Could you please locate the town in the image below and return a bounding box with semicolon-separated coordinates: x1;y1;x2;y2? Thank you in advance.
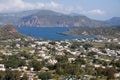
0;35;120;80
0;0;120;79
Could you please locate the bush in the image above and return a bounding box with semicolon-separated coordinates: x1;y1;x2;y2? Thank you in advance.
38;72;52;80
0;70;21;80
29;60;43;71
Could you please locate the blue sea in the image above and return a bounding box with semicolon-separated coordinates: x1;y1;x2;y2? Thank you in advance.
16;27;96;40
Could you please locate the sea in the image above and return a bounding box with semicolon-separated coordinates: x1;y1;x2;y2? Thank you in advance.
16;27;96;40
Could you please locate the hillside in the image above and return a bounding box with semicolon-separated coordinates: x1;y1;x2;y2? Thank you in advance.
61;26;120;38
0;25;24;40
0;10;40;25
18;10;108;27
106;17;120;26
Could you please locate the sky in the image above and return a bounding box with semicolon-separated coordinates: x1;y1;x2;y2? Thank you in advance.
0;0;120;20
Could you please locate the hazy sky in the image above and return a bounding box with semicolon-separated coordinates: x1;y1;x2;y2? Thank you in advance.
0;0;120;20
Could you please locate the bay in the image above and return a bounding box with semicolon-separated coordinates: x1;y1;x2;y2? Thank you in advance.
16;27;96;40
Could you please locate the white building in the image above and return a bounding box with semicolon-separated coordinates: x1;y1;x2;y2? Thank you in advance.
0;64;5;71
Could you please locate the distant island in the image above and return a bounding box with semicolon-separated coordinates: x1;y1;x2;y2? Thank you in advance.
59;26;120;39
0;10;120;27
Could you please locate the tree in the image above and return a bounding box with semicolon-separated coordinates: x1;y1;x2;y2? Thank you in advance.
111;60;120;67
55;63;64;75
38;72;52;80
45;63;55;70
64;64;80;75
0;69;21;80
87;51;97;57
5;70;20;80
105;43;120;50
53;74;60;80
106;68;117;80
55;55;68;63
55;62;80;76
83;43;93;50
75;57;86;64
29;60;43;71
4;55;26;68
95;67;104;76
20;73;28;80
20;51;32;59
115;61;120;67
70;42;81;49
0;71;5;79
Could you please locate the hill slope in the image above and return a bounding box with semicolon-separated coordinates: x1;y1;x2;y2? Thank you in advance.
18;10;108;27
106;17;120;26
0;25;24;40
0;10;40;25
61;26;120;38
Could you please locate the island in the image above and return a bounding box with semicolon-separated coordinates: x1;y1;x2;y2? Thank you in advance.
0;25;120;80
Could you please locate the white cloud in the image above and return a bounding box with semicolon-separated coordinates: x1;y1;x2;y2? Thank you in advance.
0;0;106;16
0;0;77;13
88;9;105;15
0;0;61;12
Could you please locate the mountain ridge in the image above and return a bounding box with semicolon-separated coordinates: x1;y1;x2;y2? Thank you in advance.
106;17;120;26
0;10;119;27
18;10;109;27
